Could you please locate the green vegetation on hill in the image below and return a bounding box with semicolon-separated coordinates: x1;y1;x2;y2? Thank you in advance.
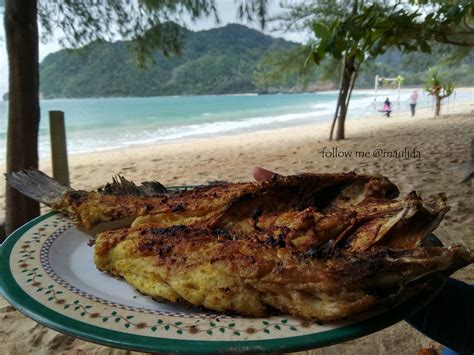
39;24;295;98
356;45;474;88
254;44;474;92
40;24;474;98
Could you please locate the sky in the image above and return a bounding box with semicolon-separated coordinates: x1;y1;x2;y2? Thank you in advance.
0;1;310;96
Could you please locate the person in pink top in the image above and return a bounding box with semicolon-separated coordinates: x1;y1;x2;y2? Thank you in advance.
409;90;418;116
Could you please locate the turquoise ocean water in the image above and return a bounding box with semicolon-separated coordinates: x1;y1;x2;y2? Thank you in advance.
0;90;468;161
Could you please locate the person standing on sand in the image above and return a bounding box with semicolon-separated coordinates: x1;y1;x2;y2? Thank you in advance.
409;90;419;117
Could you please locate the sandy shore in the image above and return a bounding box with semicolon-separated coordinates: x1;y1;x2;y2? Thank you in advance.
1;94;474;354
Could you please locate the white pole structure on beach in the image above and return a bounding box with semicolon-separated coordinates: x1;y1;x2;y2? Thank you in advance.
374;75;403;115
396;79;401;116
374;75;379;111
49;111;70;186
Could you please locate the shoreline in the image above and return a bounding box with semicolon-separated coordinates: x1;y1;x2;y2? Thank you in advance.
1;97;473;354
0;94;472;188
59;94;474;163
1;88;472;162
4;85;474;101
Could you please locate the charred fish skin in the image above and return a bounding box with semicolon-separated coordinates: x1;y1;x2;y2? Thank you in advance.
6;169;448;256
130;172;400;230
94;224;474;321
214;191;448;254
6;169;400;232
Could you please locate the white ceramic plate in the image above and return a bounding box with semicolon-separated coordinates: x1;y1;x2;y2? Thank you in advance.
0;212;445;353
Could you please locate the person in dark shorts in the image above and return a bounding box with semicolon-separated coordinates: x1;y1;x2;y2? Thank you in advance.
409;90;419;117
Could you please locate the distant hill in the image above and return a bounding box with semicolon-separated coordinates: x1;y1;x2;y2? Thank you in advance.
40;24;296;98
40;24;474;98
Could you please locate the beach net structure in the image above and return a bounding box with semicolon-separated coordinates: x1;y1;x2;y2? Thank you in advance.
373;75;404;115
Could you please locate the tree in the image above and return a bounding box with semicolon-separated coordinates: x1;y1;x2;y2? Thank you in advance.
307;0;474;140
3;0;267;236
267;0;473;140
425;69;455;116
5;0;42;235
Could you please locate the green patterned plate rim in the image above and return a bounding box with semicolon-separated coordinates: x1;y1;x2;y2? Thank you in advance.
0;211;445;353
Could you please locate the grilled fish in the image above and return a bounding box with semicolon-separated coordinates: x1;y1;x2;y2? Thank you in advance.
8;169;471;320
5;169;401;230
94;224;473;320
6;170;446;251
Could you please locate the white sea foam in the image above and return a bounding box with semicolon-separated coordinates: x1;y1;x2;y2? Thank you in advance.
1;89;470;161
30;94;409;157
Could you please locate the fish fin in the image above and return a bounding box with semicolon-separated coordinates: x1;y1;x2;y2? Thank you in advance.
5;169;72;206
97;175;167;196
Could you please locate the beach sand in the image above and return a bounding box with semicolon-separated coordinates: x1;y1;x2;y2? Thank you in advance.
1;95;473;354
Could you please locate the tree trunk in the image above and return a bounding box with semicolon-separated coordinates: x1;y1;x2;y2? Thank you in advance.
330;0;359;141
4;0;41;236
329;58;346;140
335;55;356;140
435;96;441;116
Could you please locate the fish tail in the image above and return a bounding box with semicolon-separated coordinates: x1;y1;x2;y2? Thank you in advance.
5;169;72;206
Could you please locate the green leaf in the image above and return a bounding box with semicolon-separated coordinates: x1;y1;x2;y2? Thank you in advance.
312;22;330;39
219;327;225;333
262;320;269;325
151;326;157;332
264;329;270;334
281;319;288;324
335;38;346;50
275;325;281;330
177;330;183;334
111;311;117;316
419;41;431;53
124;323;130;328
164;325;170;331
207;330;213;335
233;331;240;336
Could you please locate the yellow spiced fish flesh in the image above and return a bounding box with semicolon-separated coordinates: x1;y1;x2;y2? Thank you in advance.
94;224;473;320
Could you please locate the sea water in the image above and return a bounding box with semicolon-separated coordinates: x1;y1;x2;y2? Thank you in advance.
0;89;467;161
